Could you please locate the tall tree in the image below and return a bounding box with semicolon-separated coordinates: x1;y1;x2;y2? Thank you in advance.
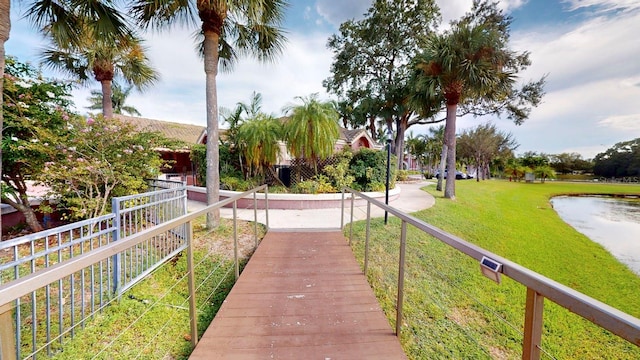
282;94;340;170
593;139;640;178
132;0;287;229
1;1;131;233
41;22;158;119
324;0;440;167
549;152;593;175
413;0;545;199
0;0;8;235
457;122;518;181
2;56;73;232
87;80;142;116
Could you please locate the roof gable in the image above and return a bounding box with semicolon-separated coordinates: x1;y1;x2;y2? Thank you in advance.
114;114;206;145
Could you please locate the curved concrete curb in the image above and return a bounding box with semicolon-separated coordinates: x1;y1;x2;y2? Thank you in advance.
187;185;401;210
188;181;436;229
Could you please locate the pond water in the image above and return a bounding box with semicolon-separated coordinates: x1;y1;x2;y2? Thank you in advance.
550;196;640;275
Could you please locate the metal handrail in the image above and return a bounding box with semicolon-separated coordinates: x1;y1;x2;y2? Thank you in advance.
0;185;269;357
341;187;640;359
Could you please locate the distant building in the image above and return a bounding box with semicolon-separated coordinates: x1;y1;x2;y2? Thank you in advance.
114;115;206;184
118;114;382;180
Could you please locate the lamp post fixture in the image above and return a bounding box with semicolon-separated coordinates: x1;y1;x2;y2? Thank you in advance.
385;130;392;225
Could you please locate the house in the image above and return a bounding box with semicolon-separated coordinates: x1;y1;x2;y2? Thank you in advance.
336;128;382;152
275;127;382;166
118;114;382;180
114;115;206;184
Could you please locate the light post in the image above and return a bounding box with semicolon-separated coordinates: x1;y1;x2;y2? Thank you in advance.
385;130;392;225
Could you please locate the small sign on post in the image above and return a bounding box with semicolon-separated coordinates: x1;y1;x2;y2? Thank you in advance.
525;172;535;183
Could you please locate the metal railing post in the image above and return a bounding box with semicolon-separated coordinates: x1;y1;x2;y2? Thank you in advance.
364;202;371;276
349;195;355;245
186;221;198;348
265;186;270;231
523;288;544;360
396;220;407;336
253;191;258;249
341;190;345;229
233;201;239;281
111;197;122;295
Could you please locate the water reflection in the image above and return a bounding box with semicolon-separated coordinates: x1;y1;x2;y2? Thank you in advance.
550;196;640;275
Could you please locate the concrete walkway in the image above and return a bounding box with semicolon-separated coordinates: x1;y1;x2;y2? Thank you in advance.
188;180;435;229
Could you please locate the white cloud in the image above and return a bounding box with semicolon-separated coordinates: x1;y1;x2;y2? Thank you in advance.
514;12;640;92
598;114;640;131
94;29;335;126
7;0;640;161
315;0;372;26
438;0;528;28
563;0;640;12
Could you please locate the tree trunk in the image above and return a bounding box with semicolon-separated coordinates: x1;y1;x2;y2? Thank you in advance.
368;116;377;141
2;195;44;233
444;103;457;199
204;29;221;229
0;0;10;236
101;79;114;119
436;145;447;192
395;117;407;170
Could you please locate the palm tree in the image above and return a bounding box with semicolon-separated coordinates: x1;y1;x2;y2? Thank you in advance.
1;1;131;233
41;20;158;119
505;161;529;182
237;114;282;179
131;0;287;229
534;165;556;183
283;94;340;171
87;81;142;116
414;21;514;199
221;91;267;177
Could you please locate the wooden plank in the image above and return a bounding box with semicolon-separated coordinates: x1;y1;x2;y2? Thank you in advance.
189;231;407;359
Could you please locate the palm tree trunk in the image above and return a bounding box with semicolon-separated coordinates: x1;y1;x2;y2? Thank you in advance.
444;103;457;199
436;145;447;191
395;116;408;170
101;79;114;118
204;29;221;229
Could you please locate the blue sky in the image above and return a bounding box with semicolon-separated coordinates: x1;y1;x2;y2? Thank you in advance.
6;0;640;159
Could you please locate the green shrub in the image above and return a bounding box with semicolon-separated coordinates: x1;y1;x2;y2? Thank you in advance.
220;176;255;191
323;151;355;190
291;180;317;194
190;144;206;185
191;143;242;186
265;185;289;194
349;148;397;191
290;176;336;194
396;169;410;181
314;175;337;193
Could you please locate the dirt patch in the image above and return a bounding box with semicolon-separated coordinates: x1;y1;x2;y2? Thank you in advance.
193;219;265;261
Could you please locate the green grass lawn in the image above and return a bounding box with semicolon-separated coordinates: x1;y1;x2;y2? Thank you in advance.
347;180;640;359
44;217;264;360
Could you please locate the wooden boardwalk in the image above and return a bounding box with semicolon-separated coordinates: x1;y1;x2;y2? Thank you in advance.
189;230;407;359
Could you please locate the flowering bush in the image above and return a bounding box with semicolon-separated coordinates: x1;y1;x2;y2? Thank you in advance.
39;115;164;220
2;56;74;232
